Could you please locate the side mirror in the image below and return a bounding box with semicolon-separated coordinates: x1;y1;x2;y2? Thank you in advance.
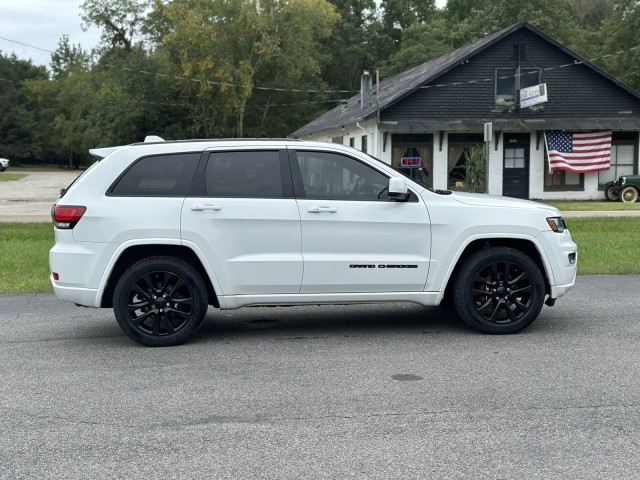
388;177;410;201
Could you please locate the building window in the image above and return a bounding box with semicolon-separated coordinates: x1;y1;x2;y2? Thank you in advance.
543;154;584;191
495;68;540;106
391;134;433;188
349;137;355;148
361;135;368;153
598;133;636;187
331;136;344;144
448;134;484;192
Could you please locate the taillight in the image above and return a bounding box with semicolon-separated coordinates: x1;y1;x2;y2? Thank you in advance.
52;205;87;229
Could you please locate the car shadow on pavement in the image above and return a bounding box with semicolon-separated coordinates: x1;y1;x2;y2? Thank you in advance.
193;304;472;344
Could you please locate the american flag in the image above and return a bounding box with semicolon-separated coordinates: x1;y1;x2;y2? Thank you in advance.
545;130;612;173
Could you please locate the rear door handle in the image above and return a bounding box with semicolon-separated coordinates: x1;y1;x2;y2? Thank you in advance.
307;206;337;213
191;204;222;211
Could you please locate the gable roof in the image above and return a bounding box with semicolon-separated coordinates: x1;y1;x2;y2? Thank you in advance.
291;22;640;137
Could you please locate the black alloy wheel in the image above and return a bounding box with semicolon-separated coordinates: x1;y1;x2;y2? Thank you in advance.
453;247;545;334
113;256;208;346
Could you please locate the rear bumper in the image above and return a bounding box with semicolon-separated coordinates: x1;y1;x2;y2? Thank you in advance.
50;279;100;307
49;232;113;307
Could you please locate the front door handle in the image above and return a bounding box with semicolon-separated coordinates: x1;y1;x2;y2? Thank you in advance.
191;204;222;211
307;206;337;213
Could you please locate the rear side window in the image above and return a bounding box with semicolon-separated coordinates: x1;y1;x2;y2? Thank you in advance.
110;153;200;196
205;151;283;198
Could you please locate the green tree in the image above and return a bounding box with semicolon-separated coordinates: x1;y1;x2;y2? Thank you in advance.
148;0;339;137
381;14;454;75
50;35;90;80
447;0;581;47
600;0;640;91
0;53;47;163
81;0;148;52
320;0;378;91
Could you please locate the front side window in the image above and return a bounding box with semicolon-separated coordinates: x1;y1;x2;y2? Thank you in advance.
110;153;200;196
295;151;389;201
495;68;540;106
205;151;283;198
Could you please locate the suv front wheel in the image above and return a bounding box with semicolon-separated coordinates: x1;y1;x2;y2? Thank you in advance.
453;247;545;334
113;256;209;346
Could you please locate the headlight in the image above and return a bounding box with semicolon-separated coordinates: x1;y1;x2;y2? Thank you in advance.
546;216;566;233
620;176;627;185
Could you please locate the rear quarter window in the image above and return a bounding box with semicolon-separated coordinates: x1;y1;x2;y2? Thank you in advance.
109;153;200;196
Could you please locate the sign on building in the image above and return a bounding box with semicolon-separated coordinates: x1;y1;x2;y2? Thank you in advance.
520;83;548;108
400;156;422;168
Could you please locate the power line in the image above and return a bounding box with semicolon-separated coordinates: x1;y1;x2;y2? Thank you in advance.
0;34;358;94
3;32;640;99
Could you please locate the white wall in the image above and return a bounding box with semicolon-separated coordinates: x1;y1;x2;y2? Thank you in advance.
487;133;504;196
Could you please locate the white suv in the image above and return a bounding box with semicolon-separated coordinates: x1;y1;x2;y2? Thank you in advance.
0;158;9;171
50;137;577;346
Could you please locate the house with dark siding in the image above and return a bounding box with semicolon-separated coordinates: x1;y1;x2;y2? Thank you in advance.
291;22;640;200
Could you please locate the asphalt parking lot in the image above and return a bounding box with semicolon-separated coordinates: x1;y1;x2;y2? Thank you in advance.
1;276;639;479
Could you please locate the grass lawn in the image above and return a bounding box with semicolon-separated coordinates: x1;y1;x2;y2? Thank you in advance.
568;217;640;275
9;165;82;173
0;223;54;294
0;217;638;294
545;200;640;211
0;173;27;182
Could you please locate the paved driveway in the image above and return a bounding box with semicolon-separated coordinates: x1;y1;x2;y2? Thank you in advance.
0;170;79;222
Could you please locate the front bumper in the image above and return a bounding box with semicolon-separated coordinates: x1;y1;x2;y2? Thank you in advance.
537;230;578;300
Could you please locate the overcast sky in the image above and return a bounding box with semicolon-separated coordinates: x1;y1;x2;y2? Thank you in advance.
1;0;448;68
0;0;101;66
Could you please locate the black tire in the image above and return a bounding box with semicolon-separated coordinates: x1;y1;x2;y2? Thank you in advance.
113;256;208;347
453;247;545;334
605;184;620;201
620;186;639;203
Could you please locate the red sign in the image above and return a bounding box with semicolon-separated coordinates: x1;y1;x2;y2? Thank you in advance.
400;156;422;168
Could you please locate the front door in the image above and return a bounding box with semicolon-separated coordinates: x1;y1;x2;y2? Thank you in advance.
290;149;431;294
502;134;530;199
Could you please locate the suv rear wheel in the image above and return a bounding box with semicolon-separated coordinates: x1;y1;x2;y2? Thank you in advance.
453;247;545;334
113;256;208;346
